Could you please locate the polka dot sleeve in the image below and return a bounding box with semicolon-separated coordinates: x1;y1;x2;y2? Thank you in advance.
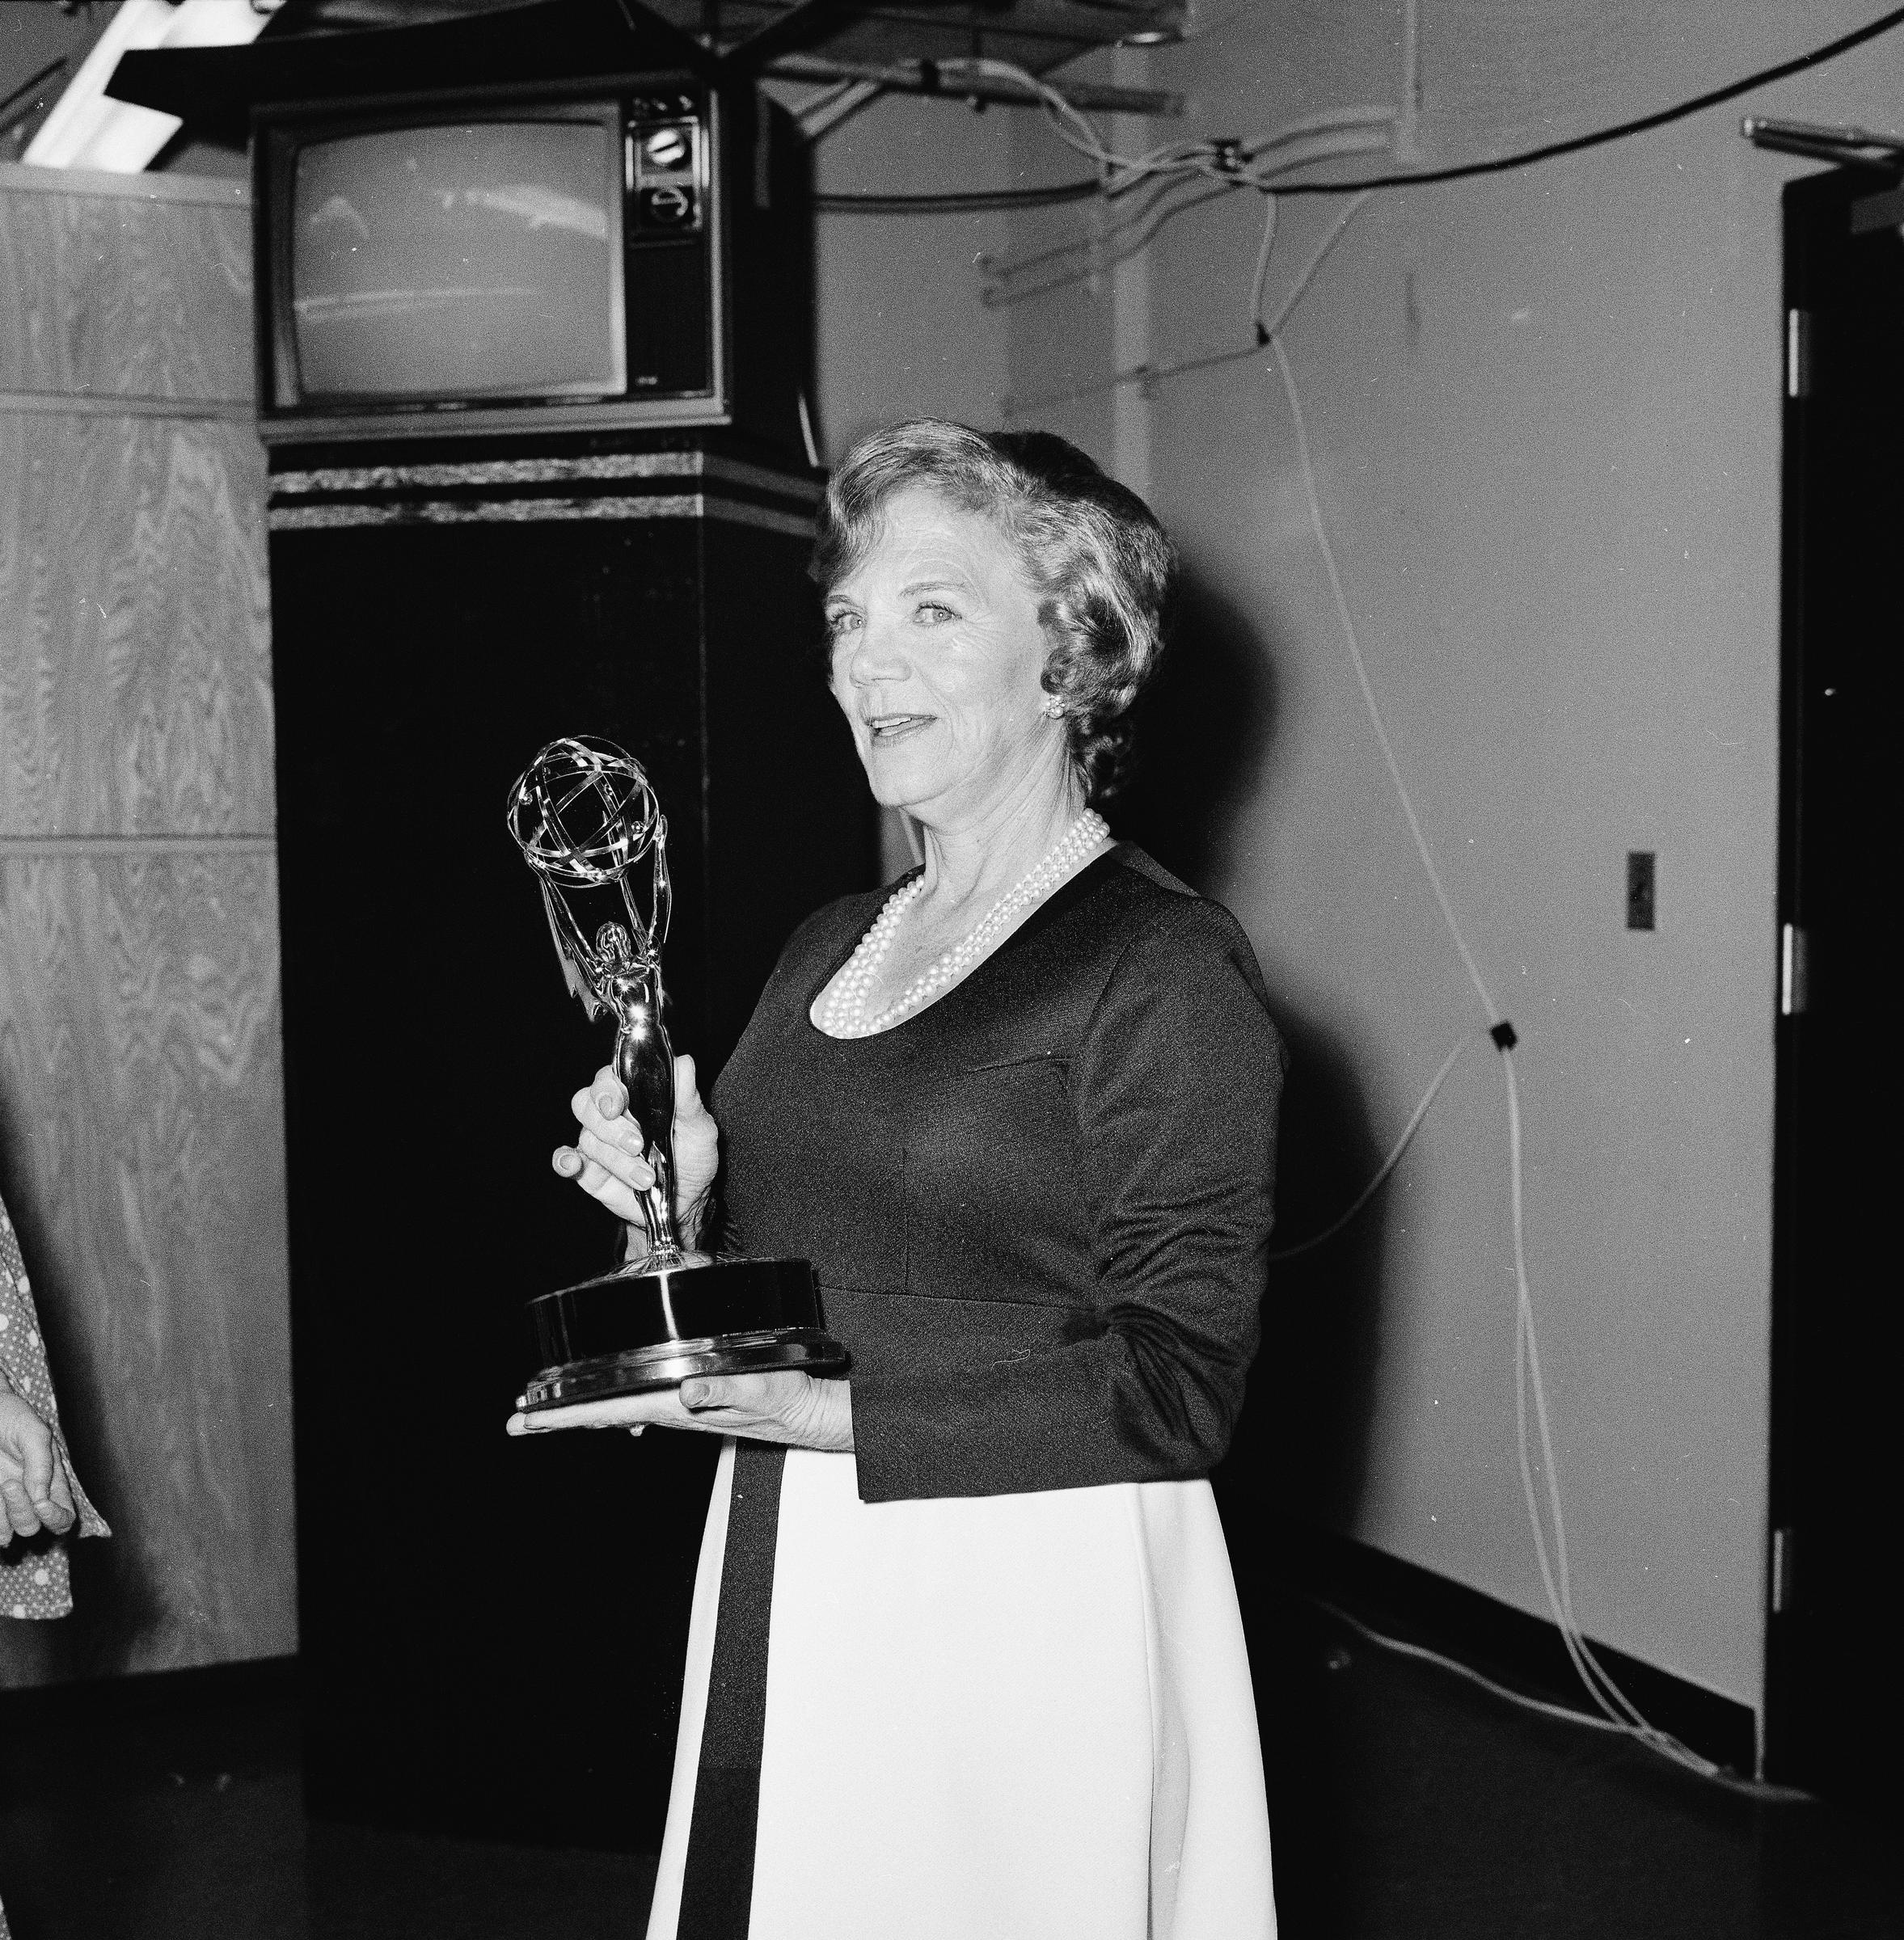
1;1191;109;1622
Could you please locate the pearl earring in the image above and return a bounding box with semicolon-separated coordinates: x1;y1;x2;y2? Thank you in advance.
1042;698;1066;719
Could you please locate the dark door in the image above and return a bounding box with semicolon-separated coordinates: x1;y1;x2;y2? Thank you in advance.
1767;167;1904;1804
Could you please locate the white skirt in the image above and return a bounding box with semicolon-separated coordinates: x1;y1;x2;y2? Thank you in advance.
646;1440;1277;1940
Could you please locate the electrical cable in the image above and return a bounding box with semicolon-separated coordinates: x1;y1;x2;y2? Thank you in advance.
817;82;1392;213
1269;333;1758;1791
982;128;1391;310
1246;177;1814;1774
983;167;1214;288
1003;145;1735;1781
984;180;1234;309
1001;124;1381;280
1246;193;1280;343
986;10;1904;402
1303;1595;1817;1802
818;120;1386;219
815;177;1101;213
1505;1048;1657;1741
1270;332;1498;1021
818;8;1904;213
1264;4;1904;195
994;62;1395;204
1266;1033;1470;1261
1003;189;1372;418
982;131;1382;306
1003;73;1394;199
1309;1593;1629;1734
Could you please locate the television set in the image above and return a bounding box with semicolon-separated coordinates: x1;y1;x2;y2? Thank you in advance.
253;78;811;451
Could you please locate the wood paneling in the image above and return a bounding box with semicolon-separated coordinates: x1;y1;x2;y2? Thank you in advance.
0;177;252;404
0;171;289;1689
0;852;293;1681
0;414;273;839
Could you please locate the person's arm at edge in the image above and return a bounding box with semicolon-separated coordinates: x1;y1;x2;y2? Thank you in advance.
0;1366;78;1544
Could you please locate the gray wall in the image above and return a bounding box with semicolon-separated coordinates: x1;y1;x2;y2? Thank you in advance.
0;160;293;1688
803;90;1018;459
792;84;1035;875
987;2;1904;1716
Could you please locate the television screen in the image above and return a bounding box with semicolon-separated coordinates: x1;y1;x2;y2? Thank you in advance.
289;118;624;403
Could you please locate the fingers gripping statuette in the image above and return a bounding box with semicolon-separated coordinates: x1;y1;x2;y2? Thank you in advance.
507;736;684;1268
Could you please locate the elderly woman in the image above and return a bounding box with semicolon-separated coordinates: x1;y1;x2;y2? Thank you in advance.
514;421;1286;1939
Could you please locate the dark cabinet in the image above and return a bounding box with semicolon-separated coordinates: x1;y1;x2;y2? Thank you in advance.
267;435;872;1846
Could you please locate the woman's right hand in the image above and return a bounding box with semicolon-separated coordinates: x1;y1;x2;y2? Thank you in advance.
0;1389;76;1545
554;1054;720;1249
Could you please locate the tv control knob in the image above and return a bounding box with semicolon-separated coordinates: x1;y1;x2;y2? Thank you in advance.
640;184;697;228
643;127;692;171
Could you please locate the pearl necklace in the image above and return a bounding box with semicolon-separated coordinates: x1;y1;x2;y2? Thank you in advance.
817;809;1109;1039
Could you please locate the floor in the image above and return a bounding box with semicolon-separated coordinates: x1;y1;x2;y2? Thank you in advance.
1;1591;1897;1939
1256;1596;1901;1940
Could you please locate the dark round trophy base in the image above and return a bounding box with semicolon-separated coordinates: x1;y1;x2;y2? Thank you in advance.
521;1255;847;1411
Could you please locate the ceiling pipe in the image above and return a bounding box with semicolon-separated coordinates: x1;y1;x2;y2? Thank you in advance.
766;53;1184;117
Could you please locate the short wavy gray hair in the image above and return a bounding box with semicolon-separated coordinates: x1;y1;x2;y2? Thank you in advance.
812;420;1177;802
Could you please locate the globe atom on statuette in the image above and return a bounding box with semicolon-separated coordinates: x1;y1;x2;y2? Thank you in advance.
504;736;847;1410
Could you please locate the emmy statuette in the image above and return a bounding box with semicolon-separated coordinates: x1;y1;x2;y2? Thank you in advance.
506;736;847;1410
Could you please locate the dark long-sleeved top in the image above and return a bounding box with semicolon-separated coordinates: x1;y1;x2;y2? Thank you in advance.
711;842;1287;1504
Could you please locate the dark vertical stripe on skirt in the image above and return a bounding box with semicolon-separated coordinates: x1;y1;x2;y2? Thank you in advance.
677;1440;787;1938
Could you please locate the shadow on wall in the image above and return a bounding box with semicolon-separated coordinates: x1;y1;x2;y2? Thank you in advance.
1117;566;1390;1532
0;1132;162;1689
1117;566;1395;1928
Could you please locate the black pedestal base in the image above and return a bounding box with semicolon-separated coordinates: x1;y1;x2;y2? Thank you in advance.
522;1256;846;1410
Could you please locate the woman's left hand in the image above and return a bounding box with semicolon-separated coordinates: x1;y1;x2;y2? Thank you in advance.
506;1371;853;1452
